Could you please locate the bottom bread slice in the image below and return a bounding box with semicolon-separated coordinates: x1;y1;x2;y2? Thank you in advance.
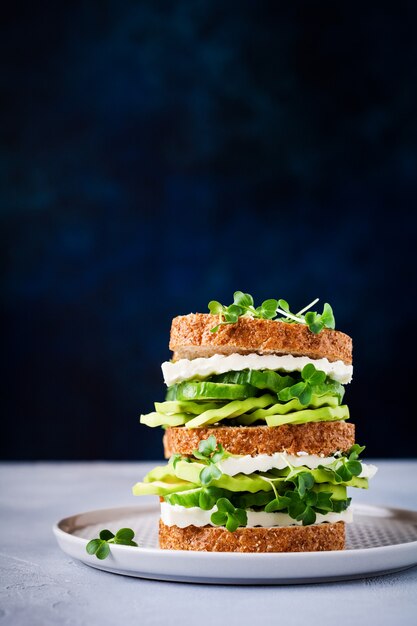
159;520;345;552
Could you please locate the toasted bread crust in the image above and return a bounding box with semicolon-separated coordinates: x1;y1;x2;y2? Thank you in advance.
163;421;355;458
159;520;345;552
170;314;352;364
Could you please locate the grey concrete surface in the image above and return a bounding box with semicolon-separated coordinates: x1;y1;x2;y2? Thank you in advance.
1;461;416;626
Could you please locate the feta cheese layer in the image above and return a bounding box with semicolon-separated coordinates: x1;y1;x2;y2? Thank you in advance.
160;502;353;528
162;353;353;387
218;452;378;480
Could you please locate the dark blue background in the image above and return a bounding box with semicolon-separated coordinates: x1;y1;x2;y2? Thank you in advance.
2;2;417;460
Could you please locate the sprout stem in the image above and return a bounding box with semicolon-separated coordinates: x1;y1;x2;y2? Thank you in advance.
276;307;307;323
296;298;319;316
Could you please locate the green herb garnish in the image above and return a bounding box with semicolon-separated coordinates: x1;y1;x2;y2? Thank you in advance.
278;363;327;406
169;453;184;469
263;471;334;526
318;444;365;483
210;497;248;532
86;528;138;560
263;476;352;522
192;435;227;486
208;292;335;334
304;303;335;334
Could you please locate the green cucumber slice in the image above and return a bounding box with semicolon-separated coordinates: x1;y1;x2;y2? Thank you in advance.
232;491;278;508
175;381;257;401
165;488;274;509
184;394;276;428
165;385;179;401
164;485;348;510
233;483;347;508
165;487;226;509
211;370;295;393
313;380;345;402
164;487;203;508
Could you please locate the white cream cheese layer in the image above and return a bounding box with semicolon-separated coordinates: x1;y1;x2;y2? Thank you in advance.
160;502;353;528
162;353;353;386
217;453;378;480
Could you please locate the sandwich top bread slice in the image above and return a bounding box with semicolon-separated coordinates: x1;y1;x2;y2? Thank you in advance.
133;293;377;552
169;313;352;363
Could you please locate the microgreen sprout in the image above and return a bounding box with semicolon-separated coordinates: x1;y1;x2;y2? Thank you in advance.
281;471;332;525
208;292;335;334
278;363;327;406
318;444;365;483
264;493;292;513
304;303;335;334
262;468;349;525
258;474;280;500
264;463;353;523
169;453;184;469
86;528;138;560
192;435;227;486
210;498;248;532
335;444;365;481
296;298;320;316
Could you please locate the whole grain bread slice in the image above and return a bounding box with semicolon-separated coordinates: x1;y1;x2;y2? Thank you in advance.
169;314;352;364
163;421;355;458
159;520;345;552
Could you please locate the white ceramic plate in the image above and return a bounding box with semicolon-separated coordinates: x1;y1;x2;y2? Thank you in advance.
53;503;417;584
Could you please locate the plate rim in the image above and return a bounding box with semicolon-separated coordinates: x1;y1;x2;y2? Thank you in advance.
53;502;417;559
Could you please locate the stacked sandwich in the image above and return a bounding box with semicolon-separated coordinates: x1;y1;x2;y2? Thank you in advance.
133;293;376;552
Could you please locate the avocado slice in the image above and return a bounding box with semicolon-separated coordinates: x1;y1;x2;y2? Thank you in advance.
155;400;222;415
265;404;349;427
237;394;340;425
142;463;178;483
184;394;276;428
132;480;199;496
312;483;347;500
174;460;274;492
140;412;190;427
